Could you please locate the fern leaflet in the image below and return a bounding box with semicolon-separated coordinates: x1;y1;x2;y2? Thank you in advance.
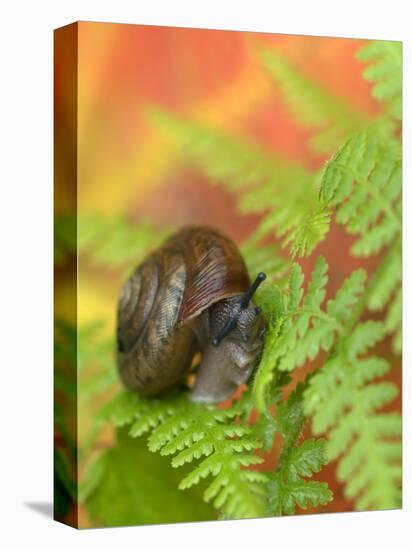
148;107;325;258
99;390;268;519
319;129;402;351
304;334;402;510
320;131;401;255
253;257;401;510
266;383;332;515
78;213;170;268
260;48;368;153
253;257;368;412
357;41;402;120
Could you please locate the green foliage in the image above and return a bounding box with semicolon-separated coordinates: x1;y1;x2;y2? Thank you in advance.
55;213;76;265
78;213;170;269
260;48;368;153
54;39;402;525
56;214;174;521
253;256;401;511
267;384;332;515
357;41;402;120
87;428;215;526
77;321;118;404
320;131;401;255
54;321;78;519
55;320;119;410
288;40;403;353
55;212;169;271
253;42;400;258
54;446;77;518
286;207;331;258
97;376;332;521
120;42;404;511
319;128;402;352
253;257;368;412
99;389;268;519
148;107;324;260
304;338;402;510
55;319;120;509
241;236;288;281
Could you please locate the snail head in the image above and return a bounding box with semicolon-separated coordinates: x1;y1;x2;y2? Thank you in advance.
212;272;266;347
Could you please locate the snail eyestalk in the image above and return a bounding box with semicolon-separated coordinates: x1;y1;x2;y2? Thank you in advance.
212;316;238;347
239;272;266;309
212;272;267;347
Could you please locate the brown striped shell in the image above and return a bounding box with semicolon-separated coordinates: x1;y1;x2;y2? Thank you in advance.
116;226;251;396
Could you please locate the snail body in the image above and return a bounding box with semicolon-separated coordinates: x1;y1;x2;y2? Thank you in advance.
116;226;266;404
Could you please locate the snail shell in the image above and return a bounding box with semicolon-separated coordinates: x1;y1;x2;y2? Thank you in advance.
116;226;266;404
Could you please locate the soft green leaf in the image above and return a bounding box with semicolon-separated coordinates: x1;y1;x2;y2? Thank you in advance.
87;429;215;526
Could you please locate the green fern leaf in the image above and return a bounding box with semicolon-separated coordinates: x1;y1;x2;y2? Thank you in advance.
288;438;330;477
357;41;402;119
367;243;401;310
288;208;332;258
148;107;324;258
304;334;401;510
253;258;365;410
320;131;401;258
78;213;170;268
279;480;333;515
252;316;285;413
241;237;288;281
87;428;215;526
260;48;368;153
385;286;402;353
148;107;309;191
101;389;268;519
267;385;333;515
319;126;403;354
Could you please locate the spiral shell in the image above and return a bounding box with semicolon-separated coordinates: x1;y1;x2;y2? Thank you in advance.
117;226;250;396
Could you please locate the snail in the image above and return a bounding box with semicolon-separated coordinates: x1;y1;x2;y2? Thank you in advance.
116;226;266;404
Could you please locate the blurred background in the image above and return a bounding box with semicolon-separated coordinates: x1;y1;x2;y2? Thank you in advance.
69;23;380;330
54;22;400;527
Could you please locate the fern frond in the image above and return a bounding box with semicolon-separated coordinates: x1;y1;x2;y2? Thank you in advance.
287;208;331;258
385;286;402;354
148;107;309;191
252;264;299;413
253;258;368;412
78;213;170;268
357;41;402;120
366;242;401;311
319;128;402;351
99;380;333;519
100;389;268;519
77;322;119;402
260;48;368;153
320;131;401;256
267;384;332;515
148;107;325;258
240;235;288;281
304;328;402;510
366;243;402;353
